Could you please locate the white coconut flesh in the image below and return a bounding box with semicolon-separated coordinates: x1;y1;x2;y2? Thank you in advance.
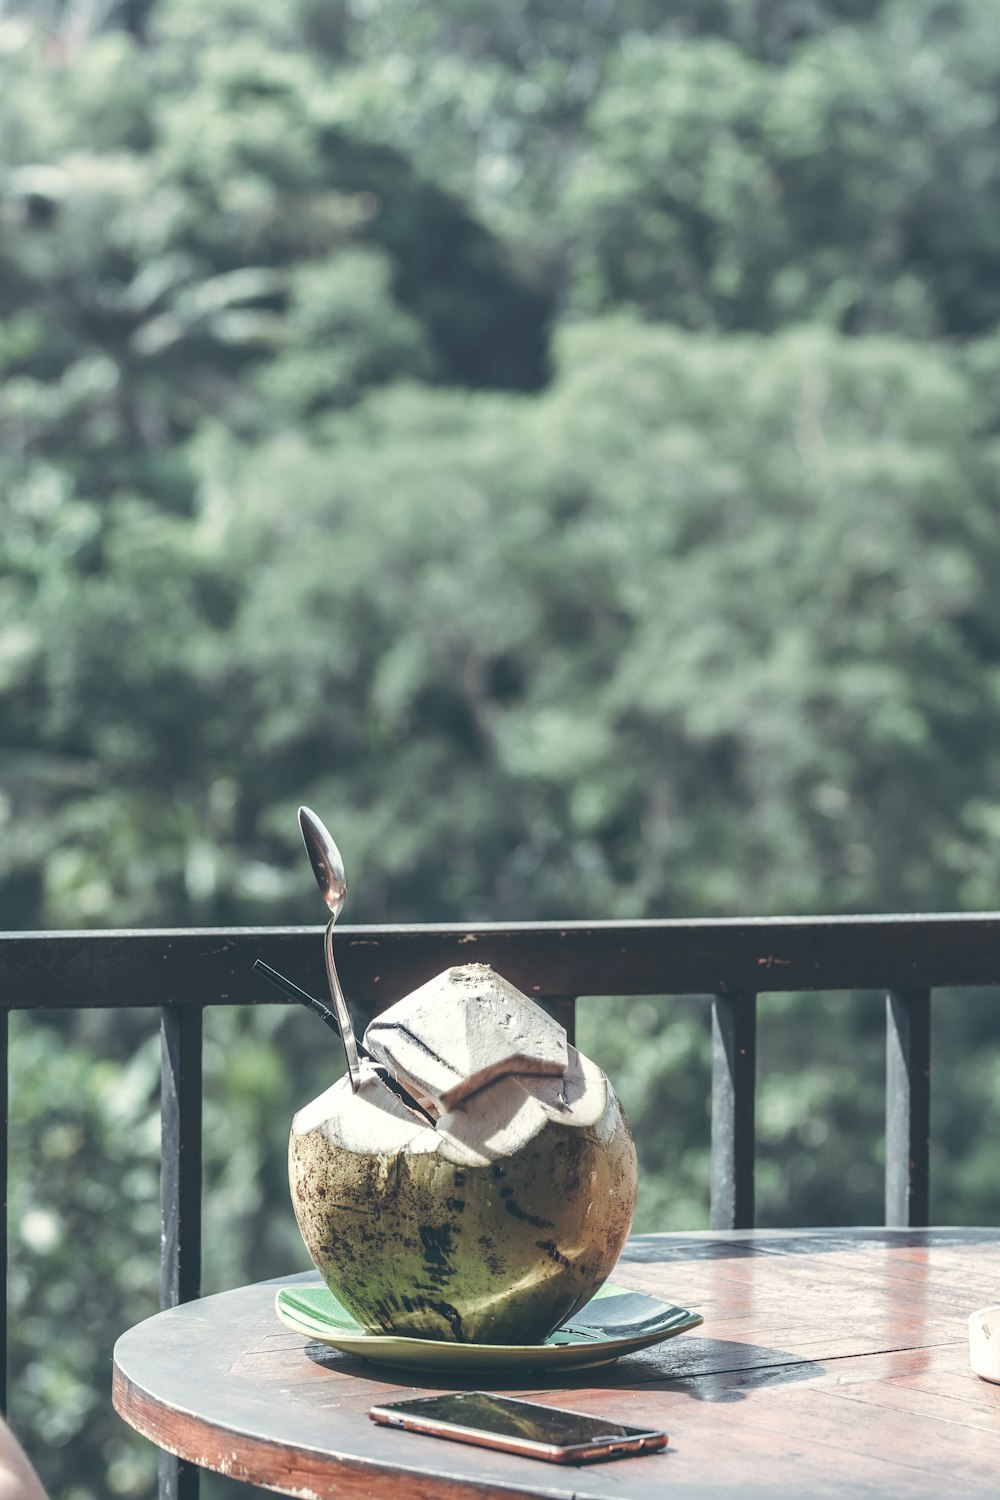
289;1039;638;1345
363;964;569;1115
293;1044;608;1167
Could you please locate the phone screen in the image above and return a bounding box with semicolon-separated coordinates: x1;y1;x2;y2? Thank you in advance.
369;1391;667;1462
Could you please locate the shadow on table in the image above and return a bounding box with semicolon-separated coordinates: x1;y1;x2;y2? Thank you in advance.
304;1338;824;1402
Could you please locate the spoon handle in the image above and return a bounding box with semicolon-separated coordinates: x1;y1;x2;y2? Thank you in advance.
324;917;363;1092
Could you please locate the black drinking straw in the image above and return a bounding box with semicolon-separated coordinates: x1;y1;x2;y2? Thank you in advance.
253;958;347;1041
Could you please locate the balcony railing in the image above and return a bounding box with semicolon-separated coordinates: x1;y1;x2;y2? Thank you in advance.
3;912;1000;1498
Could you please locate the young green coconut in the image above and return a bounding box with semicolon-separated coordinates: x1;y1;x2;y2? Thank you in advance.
289;963;638;1345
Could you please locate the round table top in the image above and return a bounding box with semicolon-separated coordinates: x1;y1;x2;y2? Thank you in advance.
113;1227;1000;1499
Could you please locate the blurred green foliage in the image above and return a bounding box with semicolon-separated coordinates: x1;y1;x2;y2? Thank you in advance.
3;1;1000;1496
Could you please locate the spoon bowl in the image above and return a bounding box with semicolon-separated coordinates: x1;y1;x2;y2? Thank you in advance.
298;807;347;920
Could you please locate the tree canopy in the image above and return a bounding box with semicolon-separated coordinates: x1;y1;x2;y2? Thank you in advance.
4;2;1000;1496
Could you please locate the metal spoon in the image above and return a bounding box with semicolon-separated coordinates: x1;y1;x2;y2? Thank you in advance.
298;806;363;1093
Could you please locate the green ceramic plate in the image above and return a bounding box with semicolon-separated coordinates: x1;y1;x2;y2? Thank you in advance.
274;1280;703;1372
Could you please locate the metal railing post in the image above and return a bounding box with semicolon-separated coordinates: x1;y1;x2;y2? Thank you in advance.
0;1008;7;1417
711;992;757;1230
159;1004;203;1500
885;988;931;1227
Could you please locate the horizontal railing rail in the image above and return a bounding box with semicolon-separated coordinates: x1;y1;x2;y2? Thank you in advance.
2;913;1000;1499
5;913;1000;1005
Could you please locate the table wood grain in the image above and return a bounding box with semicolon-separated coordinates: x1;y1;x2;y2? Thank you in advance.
112;1228;1000;1499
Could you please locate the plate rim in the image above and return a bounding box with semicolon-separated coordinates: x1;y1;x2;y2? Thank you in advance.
274;1279;703;1360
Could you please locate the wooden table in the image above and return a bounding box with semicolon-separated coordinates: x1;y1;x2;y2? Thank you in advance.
112;1228;1000;1498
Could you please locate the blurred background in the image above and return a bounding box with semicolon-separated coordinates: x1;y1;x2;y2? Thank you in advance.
3;0;1000;1495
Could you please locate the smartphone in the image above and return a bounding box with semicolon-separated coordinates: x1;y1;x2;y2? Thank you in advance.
368;1391;667;1464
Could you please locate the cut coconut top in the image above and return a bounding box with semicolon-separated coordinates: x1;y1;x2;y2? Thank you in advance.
363;963;568;1115
293;1045;608;1169
434;1045;607;1166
